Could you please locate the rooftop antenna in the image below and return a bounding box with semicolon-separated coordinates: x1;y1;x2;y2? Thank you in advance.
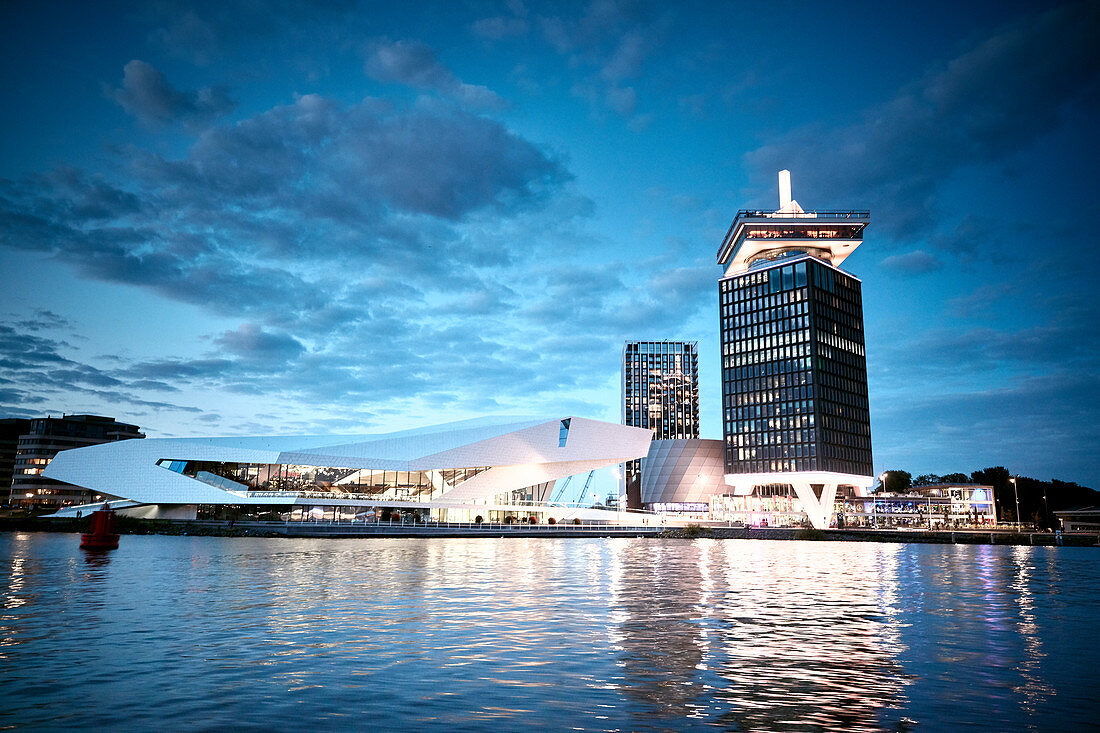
776;169;803;214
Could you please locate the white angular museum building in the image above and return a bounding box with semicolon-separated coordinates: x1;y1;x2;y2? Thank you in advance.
43;416;653;523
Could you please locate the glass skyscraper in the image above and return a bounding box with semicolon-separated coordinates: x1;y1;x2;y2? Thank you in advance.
621;340;700;507
715;171;873;528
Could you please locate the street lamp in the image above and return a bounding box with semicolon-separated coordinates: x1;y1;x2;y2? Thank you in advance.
1010;476;1021;532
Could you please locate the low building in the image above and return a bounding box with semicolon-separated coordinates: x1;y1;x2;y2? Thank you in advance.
838;484;997;529
709;482;997;529
11;414;143;510
1054;507;1100;532
43;416;652;523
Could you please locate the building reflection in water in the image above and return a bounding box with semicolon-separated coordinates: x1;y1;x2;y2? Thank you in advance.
1010;547;1052;714
607;539;912;731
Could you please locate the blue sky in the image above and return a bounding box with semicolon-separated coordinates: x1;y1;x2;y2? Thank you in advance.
1;0;1097;491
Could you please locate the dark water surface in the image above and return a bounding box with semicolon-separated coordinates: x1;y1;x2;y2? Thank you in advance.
1;534;1097;731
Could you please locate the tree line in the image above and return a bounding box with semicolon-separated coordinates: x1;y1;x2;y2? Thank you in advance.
876;467;1098;529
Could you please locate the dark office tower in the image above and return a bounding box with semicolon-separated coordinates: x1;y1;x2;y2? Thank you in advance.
10;414;144;510
716;171;873;529
621;341;700;508
0;418;32;498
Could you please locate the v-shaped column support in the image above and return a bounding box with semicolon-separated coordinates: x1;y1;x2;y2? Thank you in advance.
790;481;838;530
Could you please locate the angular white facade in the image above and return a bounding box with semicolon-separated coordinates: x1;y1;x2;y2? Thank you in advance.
43;416;653;520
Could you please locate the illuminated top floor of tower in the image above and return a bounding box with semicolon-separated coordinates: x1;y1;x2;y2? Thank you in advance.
717;170;870;276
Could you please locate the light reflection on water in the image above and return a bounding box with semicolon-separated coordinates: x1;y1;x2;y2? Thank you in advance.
0;533;1097;731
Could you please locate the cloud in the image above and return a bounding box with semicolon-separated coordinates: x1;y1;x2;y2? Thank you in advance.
600;30;648;82
107;60;235;127
471;2;530;42
879;250;942;274
15;309;70;332
745;2;1100;239
537;2;670;124
214;324;306;362
0;87;613;426
0;324;203;417
365;39;504;108
0;94;568;327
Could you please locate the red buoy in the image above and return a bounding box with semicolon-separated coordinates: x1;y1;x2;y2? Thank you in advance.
80;503;120;550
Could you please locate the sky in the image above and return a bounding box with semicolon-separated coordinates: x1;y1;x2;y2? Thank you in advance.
1;0;1098;494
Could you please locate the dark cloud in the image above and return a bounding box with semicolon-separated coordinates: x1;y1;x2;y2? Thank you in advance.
214;324;306;362
0;324;203;418
139;94;562;221
15;309;70;332
0;94;568;331
0;389;44;405
745;2;1100;240
520;258;713;359
365;40;504;108
107;60;235;127
537;1;670;123
879;250;942;274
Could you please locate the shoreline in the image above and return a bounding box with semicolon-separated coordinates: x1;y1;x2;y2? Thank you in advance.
1;516;1095;546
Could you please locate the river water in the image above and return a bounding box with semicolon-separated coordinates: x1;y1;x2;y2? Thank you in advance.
0;533;1096;731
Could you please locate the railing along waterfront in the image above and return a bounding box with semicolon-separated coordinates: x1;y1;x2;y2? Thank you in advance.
277;520;664;532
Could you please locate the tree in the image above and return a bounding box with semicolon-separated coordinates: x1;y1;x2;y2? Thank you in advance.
881;470;911;494
971;466;1012;522
914;474;943;486
943;473;970;483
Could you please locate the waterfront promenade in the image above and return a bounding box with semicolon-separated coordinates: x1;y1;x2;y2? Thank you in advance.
2;516;1095;546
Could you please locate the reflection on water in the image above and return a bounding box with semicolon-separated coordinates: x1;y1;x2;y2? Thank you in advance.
0;534;1097;731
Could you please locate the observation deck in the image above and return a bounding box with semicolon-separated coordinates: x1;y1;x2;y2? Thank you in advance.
717;208;870;275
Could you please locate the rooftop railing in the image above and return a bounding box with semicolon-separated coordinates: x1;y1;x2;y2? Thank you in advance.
733;208;869;221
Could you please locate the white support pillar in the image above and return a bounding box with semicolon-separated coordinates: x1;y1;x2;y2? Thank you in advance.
790;481;838;530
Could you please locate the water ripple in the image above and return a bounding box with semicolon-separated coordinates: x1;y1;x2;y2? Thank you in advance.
0;534;1097;731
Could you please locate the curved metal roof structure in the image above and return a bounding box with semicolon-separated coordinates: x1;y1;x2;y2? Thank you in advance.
43;415;652;512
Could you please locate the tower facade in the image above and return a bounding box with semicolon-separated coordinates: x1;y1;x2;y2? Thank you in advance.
621;340;700;508
716;171;873;528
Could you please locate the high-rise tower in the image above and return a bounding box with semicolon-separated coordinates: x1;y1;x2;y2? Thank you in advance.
716;171;873;528
621;340;700;508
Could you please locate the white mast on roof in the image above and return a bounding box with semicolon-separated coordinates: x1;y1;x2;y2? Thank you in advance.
776;169;804;214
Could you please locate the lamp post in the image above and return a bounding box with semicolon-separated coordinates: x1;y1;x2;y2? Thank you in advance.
875;473;884;526
1010;476;1021;532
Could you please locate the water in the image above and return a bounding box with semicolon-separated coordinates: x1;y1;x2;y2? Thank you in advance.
1;534;1097;731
